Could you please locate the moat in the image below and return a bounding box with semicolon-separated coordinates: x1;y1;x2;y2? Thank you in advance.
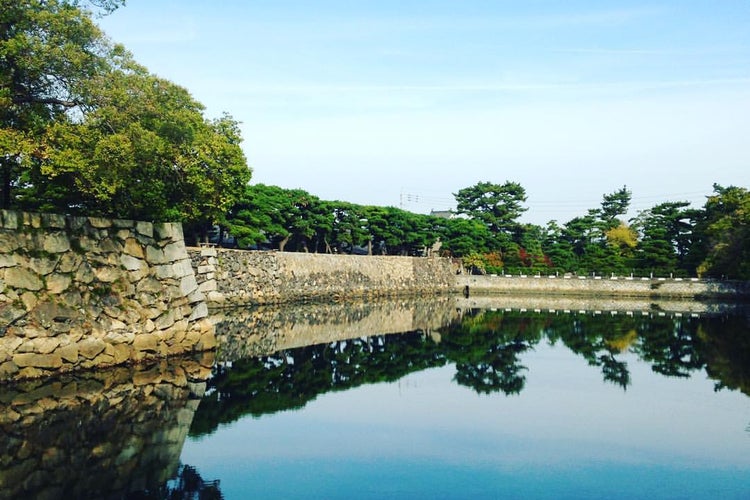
1;297;749;499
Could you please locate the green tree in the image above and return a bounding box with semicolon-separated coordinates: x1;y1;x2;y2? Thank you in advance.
691;184;750;279
434;217;495;257
454;180;527;246
225;184;318;251
632;201;694;276
2;1;250;228
1;0;122;207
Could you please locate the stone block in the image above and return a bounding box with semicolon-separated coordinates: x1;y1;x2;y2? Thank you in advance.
43;232;71;253
188;302;208;321
179;275;198;297
13;352;63;369
121;254;146;272
154;222;183;242
58;343;79;363
78;338;106;359
136;221;153;238
133;333;159;352
162;241;186;262
123;237;145;258
88;216;112;228
31;337;60;354
0;253;15;268
4;267;43;291
155;309;176;330
1;210;19;229
74;262;95;284
41;213;66;228
146;245;166;264
46;274;71;294
94;266;122;283
0;232;20;253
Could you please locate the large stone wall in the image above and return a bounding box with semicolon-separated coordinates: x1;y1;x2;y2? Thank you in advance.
0;210;215;382
189;247;456;306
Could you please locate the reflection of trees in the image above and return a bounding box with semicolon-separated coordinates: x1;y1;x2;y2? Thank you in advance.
190;332;447;437
192;307;750;436
126;464;223;500
441;310;544;395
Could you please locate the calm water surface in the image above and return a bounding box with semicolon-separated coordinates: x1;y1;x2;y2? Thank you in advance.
1;297;749;499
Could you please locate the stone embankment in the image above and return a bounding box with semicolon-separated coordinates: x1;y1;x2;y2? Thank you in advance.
0;210;215;382
189;247;455;306
457;274;750;299
0;352;213;499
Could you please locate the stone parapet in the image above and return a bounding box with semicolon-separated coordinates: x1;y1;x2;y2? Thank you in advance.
0;210;215;381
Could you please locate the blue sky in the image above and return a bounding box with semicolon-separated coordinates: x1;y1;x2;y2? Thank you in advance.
98;1;750;224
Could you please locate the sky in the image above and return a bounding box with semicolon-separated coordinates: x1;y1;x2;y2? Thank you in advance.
97;1;750;225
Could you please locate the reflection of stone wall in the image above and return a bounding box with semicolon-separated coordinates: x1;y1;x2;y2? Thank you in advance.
458;274;750;299
189;247;455;306
0;352;213;499
0;210;215;381
211;297;459;361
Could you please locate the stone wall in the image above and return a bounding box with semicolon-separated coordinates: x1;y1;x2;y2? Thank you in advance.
0;210;215;382
189;247;456;306
457;274;750;299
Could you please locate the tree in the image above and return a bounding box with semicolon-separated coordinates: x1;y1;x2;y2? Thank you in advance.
434;217;494;257
1;0;121;208
224;184;317;251
691;184;750;279
2;1;250;228
454;181;527;245
632;201;694;276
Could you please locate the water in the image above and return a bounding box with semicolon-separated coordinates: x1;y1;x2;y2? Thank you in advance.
1;297;749;499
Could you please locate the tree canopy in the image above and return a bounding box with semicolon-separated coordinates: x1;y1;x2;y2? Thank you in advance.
1;0;251;229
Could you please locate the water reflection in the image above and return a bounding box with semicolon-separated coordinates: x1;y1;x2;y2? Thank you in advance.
0;352;218;499
1;297;748;498
193;298;750;438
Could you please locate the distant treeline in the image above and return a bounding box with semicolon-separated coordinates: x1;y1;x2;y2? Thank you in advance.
212;181;750;280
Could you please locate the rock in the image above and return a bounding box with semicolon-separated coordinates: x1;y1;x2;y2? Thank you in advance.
75;262;95;283
94;266;121;283
154;310;175;330
31;337;60;354
4;267;43;291
0;360;19;378
162;242;186;262
136;221;153;238
78;338;106;359
0;253;15;268
13;352;63;369
133;333;159;352
88;216;112;228
42;232;71;253
58;343;79;363
121;254;146;272
179;275;198;297
46;274;71;294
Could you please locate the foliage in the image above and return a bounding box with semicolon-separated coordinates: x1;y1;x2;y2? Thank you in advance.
691;184;750;279
1;0;251;229
453;180;527;243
